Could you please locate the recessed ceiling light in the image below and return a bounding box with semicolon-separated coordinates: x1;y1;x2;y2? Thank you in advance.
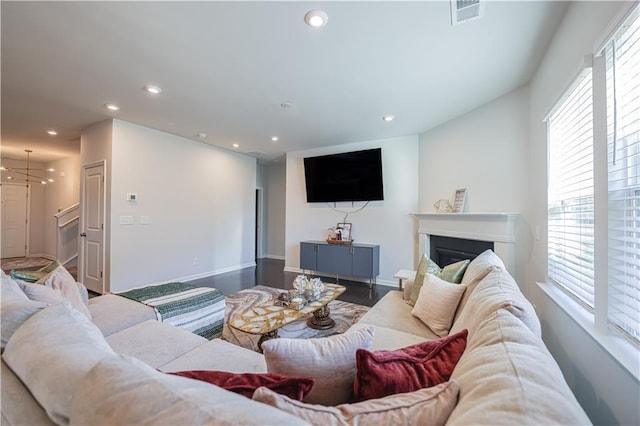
6;176;13;180
46;130;57;136
104;103;120;111
232;143;240;148
144;85;162;94
47;178;54;183
280;102;292;109
47;168;55;172
40;180;47;185
382;115;395;122
305;9;328;27
271;136;279;142
197;132;208;139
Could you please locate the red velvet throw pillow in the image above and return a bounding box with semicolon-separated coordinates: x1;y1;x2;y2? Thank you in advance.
353;329;468;402
171;370;315;401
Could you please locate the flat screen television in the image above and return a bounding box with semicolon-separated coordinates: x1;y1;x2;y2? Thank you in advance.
303;148;384;203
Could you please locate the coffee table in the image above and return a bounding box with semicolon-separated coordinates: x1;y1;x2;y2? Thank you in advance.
229;283;346;352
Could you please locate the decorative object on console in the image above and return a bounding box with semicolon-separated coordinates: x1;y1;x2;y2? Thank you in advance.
453;188;467;213
433;199;453;213
336;222;352;241
352;329;468;401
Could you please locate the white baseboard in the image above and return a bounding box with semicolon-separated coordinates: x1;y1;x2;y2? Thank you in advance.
263;254;285;261
26;254;56;260
159;262;257;286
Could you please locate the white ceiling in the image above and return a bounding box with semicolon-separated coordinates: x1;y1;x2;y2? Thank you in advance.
1;1;568;164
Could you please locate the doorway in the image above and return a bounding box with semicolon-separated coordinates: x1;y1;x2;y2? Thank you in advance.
255;187;264;261
1;183;28;258
80;162;105;294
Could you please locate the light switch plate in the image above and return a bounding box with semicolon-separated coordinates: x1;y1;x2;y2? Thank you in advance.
140;216;150;225
120;215;134;225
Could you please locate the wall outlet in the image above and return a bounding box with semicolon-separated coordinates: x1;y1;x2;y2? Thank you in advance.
193;257;199;266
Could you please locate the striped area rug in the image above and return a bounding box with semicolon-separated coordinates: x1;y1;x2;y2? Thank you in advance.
223;285;369;352
116;282;225;340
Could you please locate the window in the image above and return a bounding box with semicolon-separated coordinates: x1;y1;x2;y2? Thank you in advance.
605;13;640;343
548;70;595;309
547;7;640;345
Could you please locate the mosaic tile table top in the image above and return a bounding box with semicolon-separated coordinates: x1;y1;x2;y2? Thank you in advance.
229;283;346;335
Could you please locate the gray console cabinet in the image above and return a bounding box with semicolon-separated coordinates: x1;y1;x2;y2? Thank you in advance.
300;241;380;285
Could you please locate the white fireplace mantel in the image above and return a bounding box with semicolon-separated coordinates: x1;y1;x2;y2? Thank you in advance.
411;213;519;275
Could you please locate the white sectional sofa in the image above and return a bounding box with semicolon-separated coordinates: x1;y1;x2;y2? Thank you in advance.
1;250;591;425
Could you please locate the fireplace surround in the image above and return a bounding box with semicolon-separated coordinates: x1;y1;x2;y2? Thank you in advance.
412;213;518;275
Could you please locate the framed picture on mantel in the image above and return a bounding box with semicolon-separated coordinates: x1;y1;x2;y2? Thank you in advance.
453;188;467;213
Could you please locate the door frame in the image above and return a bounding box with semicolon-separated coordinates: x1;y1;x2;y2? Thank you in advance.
1;182;30;258
79;160;107;293
255;187;264;260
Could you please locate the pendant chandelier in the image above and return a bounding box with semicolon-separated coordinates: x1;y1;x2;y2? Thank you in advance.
0;149;55;185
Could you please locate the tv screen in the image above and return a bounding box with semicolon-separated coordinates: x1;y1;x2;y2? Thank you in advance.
303;148;384;203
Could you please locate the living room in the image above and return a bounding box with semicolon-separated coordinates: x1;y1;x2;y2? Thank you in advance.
2;2;638;425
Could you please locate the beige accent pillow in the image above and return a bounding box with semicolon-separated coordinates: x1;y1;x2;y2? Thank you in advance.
408;256;470;306
411;273;466;337
262;326;375;406
253;380;460;426
36;265;91;319
2;303;117;425
70;355;306;426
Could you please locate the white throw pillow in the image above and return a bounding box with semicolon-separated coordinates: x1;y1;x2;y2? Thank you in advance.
70;355;306;426
253;380;460;426
37;265;91;319
411;273;466;337
2;302;117;425
262;326;375;406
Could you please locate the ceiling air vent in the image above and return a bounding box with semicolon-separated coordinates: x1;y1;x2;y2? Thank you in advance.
450;0;483;26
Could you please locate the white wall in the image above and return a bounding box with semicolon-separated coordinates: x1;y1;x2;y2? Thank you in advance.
266;162;286;260
109;120;257;292
527;2;639;425
43;154;81;259
285;135;419;285
256;164;268;258
418;87;531;286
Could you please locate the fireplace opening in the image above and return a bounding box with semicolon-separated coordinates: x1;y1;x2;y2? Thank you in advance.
430;235;494;266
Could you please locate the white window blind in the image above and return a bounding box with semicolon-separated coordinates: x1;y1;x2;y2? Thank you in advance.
605;11;640;343
548;70;595;309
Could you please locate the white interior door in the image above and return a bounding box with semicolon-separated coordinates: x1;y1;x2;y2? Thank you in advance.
81;163;105;293
1;184;28;258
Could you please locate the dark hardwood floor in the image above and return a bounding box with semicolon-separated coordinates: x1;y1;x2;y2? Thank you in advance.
186;258;394;307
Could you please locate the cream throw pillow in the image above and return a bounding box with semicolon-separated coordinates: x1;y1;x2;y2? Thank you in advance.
2;303;116;425
253;380;460;426
411;273;466;337
262;326;375;406
408;256;470;306
36;265;91;319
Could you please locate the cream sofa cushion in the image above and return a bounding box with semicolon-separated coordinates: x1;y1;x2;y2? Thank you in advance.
1;274;48;351
159;338;267;373
2;303;117;425
455;249;504;323
262;326;374;406
70;355;307;426
253;380;459;426
357;291;438;339
447;309;590;425
106;320;206;368
88;294;156;336
412;273;466;337
451;269;540;337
